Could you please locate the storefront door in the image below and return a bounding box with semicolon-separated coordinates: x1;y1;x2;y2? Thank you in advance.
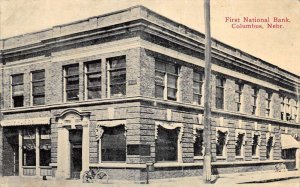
69;129;82;179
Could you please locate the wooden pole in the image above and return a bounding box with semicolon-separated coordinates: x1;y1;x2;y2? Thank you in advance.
203;0;212;183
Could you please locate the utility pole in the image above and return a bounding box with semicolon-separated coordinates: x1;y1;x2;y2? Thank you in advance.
203;0;212;183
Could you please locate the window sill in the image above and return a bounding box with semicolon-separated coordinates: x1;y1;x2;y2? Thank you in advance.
154;162;202;168
194;156;204;160
89;163;145;168
216;156;227;160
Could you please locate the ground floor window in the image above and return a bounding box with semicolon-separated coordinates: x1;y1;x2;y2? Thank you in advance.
40;126;51;166
101;125;126;162
266;135;274;160
252;133;260;157
156;126;178;162
282;149;296;159
235;130;246;157
22;128;36;166
194;129;204;157
216;129;228;157
235;133;245;156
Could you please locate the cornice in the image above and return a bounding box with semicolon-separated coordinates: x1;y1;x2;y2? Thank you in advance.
0;7;298;87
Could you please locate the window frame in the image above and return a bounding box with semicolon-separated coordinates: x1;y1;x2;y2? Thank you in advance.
235;82;243;112
193;70;204;105
216;127;229;158
265;92;272;118
11;73;24;108
215;77;225;109
107;56;126;98
251;87;258;115
31;70;45;106
63;64;80;102
251;132;260;158
155;60;180;101
84;60;102;100
235;130;246;158
193;127;204;158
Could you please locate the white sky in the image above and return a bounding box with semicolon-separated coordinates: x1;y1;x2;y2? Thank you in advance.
0;0;299;75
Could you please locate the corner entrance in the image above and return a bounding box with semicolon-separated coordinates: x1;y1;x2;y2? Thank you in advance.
69;129;82;179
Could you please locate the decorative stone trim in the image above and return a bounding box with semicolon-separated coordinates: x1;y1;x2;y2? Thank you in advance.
216;127;229;145
95;120;127;140
235;129;246;146
252;131;261;145
154;121;183;142
266;132;275;147
193;124;204;143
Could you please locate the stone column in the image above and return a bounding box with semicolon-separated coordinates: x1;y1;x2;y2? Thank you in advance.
56;126;70;179
35;127;40;177
81;117;90;178
18;129;23;177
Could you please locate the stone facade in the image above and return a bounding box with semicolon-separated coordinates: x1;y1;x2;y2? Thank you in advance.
0;6;299;181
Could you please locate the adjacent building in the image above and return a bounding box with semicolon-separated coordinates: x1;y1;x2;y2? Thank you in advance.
0;6;299;181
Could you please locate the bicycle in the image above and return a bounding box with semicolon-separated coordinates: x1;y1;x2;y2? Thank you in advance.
82;169;109;183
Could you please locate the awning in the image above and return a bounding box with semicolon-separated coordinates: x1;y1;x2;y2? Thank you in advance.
1;117;50;127
281;134;300;149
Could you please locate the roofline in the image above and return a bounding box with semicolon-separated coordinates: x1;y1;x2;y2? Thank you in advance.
0;5;299;79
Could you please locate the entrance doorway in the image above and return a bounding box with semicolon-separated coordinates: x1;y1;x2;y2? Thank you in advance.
69;129;82;179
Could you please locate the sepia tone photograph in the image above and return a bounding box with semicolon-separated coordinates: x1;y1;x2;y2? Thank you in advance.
0;0;299;186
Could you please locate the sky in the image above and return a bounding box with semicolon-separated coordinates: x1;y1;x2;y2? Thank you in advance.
0;0;299;75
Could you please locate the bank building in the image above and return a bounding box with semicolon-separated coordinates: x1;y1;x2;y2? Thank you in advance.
0;6;299;181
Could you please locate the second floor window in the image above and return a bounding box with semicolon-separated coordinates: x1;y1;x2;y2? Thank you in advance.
216;77;225;109
11;74;24;107
235;83;243;112
251;87;258;115
108;56;126;97
293;101;298;122
193;70;204;105
155;61;179;101
85;61;101;99
31;70;45;105
265;92;272;117
64;64;79;102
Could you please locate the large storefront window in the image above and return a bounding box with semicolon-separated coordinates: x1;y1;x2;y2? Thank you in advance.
101;125;126;162
40;126;51;166
156;126;178;162
23;128;36;166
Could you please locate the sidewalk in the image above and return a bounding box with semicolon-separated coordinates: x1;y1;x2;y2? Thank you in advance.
0;170;299;187
215;170;300;184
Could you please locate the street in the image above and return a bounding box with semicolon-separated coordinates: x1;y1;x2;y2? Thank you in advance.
0;176;299;187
